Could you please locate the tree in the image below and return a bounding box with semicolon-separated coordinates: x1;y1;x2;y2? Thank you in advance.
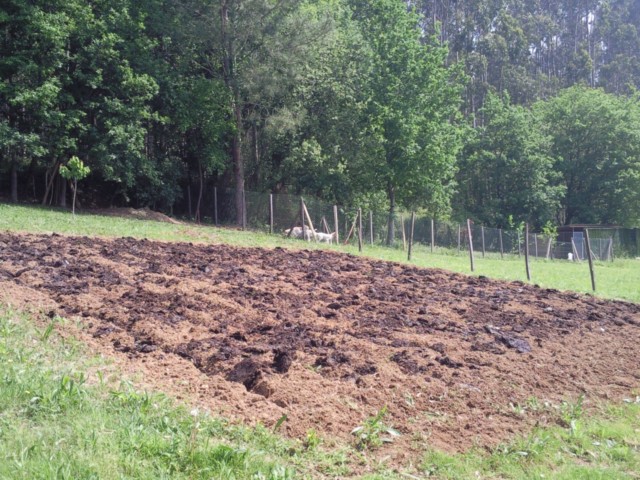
537;86;640;226
349;0;463;243
214;0;334;224
59;156;90;215
456;93;564;228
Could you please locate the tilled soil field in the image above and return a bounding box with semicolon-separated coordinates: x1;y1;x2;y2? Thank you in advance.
1;232;639;456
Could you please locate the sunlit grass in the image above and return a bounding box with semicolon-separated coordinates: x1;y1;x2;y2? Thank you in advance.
2;203;637;303
1;204;640;478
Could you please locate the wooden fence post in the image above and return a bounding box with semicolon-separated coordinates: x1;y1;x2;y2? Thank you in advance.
466;219;475;272
357;208;363;252
457;224;461;255
481;226;486;258
408;212;416;261
333;205;339;244
524;223;531;281
430;219;435;253
517;230;521;258
499;228;504;259
269;194;273;234
401;214;407;251
571;237;580;262
213;187;218;226
369;211;374;245
300;197;306;241
608;237;614;262
584;228;596;291
545;236;552;260
534;234;538;259
302;201;318;242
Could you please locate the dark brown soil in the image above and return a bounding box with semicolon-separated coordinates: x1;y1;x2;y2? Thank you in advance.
1;232;639;459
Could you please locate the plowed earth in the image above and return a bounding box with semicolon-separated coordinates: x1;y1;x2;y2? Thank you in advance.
1;232;639;458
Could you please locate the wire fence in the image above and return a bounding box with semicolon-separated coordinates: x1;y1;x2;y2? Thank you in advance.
188;187;638;263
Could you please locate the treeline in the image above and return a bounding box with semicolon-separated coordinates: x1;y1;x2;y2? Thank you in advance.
1;0;639;229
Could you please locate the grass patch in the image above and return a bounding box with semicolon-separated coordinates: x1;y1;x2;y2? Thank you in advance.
1;204;640;478
0;308;358;479
1;203;638;303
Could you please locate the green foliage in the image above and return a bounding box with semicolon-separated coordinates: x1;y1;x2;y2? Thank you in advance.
59;156;90;182
457;93;564;229
537;86;640;226
351;406;400;450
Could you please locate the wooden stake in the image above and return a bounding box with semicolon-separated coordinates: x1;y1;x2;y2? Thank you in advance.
517;230;521;258
401;214;407;251
457;224;461;254
408;212;416;261
344;215;357;245
430;219;435;253
302;201;318;241
369;211;374;245
213;187;218;226
481;226;485;258
499;228;504;259
269;193;273;234
321;216;329;234
357;208;363;252
466;219;474;272
571;237;580;262
524;223;531;281
584;228;596;291
333;205;339;244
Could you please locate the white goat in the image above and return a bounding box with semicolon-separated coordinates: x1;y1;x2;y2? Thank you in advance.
284;227;337;244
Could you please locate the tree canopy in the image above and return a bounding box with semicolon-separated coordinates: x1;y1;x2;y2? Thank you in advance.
2;0;640;228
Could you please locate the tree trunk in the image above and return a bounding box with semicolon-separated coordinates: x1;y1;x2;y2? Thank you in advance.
72;179;77;215
386;184;396;246
195;160;204;223
233;103;244;226
42;159;59;205
58;176;67;207
10;161;18;203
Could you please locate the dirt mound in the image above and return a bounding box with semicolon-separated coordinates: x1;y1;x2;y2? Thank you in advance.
90;207;182;224
0;232;639;460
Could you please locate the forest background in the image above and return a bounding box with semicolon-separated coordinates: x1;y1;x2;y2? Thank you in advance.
2;0;640;230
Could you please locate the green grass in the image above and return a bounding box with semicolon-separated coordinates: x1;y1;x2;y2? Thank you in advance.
0;308;360;479
422;397;640;479
1;203;640;478
1;203;638;303
1;308;639;479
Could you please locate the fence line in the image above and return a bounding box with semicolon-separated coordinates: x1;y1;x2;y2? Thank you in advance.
191;187;633;264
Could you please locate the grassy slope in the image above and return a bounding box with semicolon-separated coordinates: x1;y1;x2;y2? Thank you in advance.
0;203;639;479
1;204;639;303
